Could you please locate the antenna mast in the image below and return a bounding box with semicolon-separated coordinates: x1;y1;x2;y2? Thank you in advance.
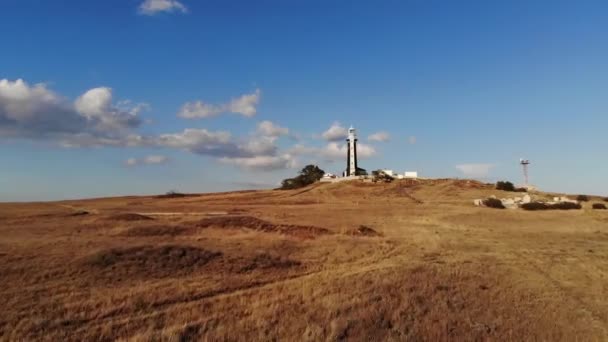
520;159;530;187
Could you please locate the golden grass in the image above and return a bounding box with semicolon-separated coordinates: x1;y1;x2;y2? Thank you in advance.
0;179;607;340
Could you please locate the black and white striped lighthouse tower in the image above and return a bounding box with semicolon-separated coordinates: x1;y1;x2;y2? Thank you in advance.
346;126;358;176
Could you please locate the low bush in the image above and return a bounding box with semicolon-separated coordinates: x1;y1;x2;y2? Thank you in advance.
157;191;187;198
521;202;548;211
522;201;581;211
496;181;515;192
592;203;607;210
483;198;505;209
603;197;608;202
577;195;589;202
514;187;528;192
551;202;582;210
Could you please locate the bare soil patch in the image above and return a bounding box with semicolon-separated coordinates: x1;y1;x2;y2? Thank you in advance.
83;245;221;280
106;213;154;221
119;225;190;237
346;225;382;237
196;216;330;238
237;253;301;273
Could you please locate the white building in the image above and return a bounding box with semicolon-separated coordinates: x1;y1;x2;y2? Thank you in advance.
404;171;418;179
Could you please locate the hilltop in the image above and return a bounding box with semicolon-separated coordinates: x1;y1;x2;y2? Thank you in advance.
0;179;607;340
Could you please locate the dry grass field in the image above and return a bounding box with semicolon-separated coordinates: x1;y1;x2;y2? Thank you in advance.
1;179;607;341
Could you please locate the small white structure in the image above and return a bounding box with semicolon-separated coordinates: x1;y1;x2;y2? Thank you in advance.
381;169;395;177
323;173;336;179
404;171;418;179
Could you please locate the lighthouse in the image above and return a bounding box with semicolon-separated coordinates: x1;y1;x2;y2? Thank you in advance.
346;126;358;176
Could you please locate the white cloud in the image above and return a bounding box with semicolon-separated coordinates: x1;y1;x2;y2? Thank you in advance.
228;89;260;117
408;136;417;145
256;120;289;137
240;136;277;156
0;79;144;144
368;131;390;142
74;87;143;133
321;122;348;141
138;0;188;15
178;89;261;119
455;163;495;177
156;128;232;149
125;155;169;167
219;154;296;171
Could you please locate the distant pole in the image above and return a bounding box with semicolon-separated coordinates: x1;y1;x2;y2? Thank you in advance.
520;159;530;186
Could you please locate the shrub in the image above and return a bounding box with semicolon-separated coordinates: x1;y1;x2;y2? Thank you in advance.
603;197;608;202
514;187;528;192
483;198;505;209
576;195;589;202
521;202;548;211
592;203;607;210
521;201;581;211
551;202;582;210
157;190;187;198
496;181;516;192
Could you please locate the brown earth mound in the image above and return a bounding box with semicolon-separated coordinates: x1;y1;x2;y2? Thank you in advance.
379;184;424;203
237;253;301;273
84;245;221;280
156;192;200;199
452;179;488;189
196;216;330;238
69;210;90;216
346;225;382;237
120;225;190;237
107;213;154;221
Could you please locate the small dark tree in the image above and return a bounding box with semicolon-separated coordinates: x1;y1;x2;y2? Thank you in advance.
604;197;608;202
576;195;589;202
592;203;607;210
298;165;325;184
280;165;325;190
496;181;516;192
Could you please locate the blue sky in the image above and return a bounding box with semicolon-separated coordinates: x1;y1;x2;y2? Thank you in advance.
1;0;607;201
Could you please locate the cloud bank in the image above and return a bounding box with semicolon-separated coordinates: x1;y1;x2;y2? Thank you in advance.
1;78;390;173
0;79;145;147
178;89;261;119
